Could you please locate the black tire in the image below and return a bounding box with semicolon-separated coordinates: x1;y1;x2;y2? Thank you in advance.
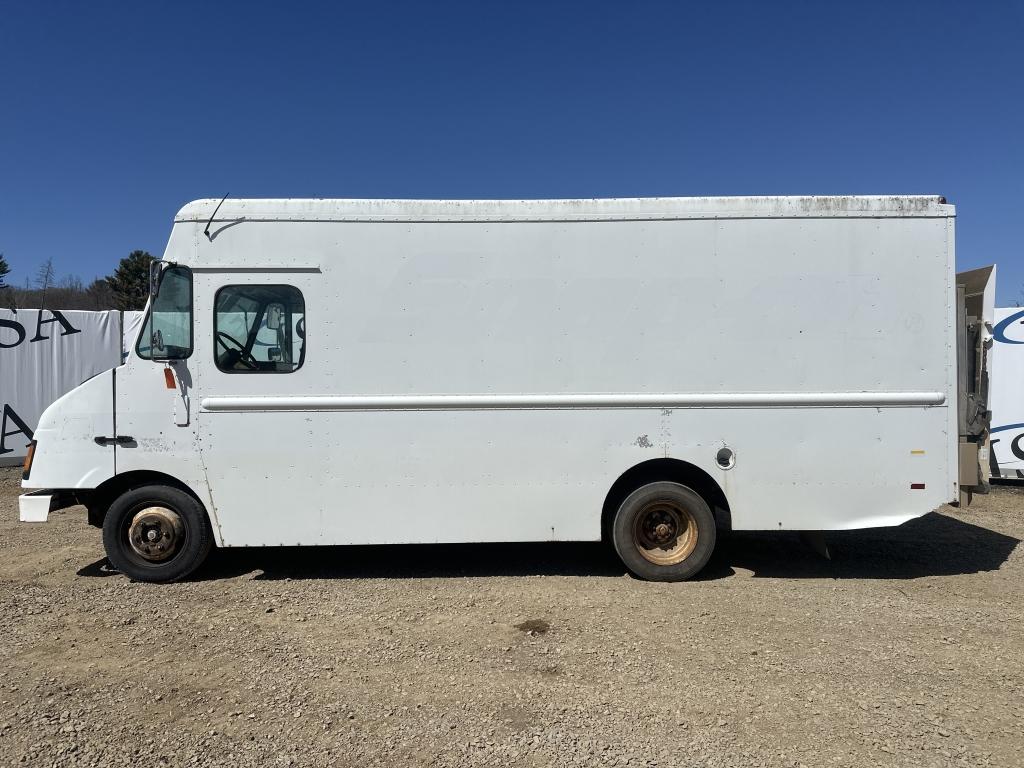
102;484;213;583
612;481;716;581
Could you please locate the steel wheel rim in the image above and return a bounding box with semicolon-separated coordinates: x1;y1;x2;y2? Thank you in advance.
127;506;185;563
632;500;698;566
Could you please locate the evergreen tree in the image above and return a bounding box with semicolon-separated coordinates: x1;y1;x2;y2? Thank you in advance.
107;250;155;310
85;277;116;309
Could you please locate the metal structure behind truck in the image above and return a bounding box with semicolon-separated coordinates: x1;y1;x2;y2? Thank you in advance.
989;306;1024;480
956;265;996;502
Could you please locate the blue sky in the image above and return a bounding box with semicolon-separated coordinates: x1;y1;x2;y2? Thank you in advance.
1;1;1021;303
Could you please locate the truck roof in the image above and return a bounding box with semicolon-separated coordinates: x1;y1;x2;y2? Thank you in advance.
176;195;953;224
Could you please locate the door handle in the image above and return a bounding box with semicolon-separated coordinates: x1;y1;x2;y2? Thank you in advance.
93;436;135;446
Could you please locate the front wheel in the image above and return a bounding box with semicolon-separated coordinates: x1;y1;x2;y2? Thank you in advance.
612;481;716;581
102;485;213;583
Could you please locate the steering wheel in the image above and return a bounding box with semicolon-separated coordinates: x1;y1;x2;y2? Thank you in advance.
215;331;258;370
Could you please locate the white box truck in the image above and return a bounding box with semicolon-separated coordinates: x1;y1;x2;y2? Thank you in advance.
18;196;993;582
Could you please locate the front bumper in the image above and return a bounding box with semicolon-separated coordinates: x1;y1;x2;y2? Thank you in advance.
19;491;76;522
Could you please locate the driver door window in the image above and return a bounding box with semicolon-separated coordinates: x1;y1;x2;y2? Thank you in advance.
214;285;305;373
137;265;193;360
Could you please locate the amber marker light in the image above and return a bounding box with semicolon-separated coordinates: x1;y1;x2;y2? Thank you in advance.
22;441;36;480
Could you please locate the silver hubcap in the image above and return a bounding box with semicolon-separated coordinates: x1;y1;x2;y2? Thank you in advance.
128;506;184;562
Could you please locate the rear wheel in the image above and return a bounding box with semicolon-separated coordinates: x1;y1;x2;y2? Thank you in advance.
102;485;213;583
612;481;716;581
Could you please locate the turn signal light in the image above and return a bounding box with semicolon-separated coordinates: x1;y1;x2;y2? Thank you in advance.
22;440;36;481
164;367;176;389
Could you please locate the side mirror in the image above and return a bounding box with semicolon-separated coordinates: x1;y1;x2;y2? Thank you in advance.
266;302;285;331
147;263;192;361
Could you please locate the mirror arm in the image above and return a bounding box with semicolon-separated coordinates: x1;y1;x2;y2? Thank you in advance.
149;260;165;299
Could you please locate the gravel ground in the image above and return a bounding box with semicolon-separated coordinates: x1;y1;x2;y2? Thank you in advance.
1;466;1022;767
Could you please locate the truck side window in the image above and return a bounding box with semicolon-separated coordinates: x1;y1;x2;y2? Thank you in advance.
214;285;305;373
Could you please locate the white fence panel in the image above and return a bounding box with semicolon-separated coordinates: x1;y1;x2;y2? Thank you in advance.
991;307;1024;479
1;309;127;464
121;310;145;361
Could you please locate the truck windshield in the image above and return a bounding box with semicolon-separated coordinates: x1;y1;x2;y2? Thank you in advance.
136;265;193;360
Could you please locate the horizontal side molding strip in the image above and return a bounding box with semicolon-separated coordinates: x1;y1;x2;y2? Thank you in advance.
201;391;947;412
189;265;321;273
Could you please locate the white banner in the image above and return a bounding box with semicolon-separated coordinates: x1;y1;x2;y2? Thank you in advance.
122;310;145;361
991;307;1024;479
0;309;126;464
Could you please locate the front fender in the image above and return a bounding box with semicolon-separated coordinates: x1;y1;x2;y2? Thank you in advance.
21;371;116;490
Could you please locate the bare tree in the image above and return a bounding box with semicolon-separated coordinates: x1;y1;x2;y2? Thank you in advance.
58;274;83;292
34;258;56;309
3;253;151;311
